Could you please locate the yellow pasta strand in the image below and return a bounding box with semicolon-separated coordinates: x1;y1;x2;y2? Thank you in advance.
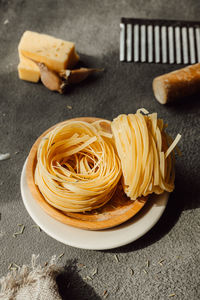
35;120;122;212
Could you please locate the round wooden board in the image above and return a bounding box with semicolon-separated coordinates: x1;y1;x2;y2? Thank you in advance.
26;117;148;230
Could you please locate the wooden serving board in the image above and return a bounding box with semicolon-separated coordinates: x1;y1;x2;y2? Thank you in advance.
26;117;147;230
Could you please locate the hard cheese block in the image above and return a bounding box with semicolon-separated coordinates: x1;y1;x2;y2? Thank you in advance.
18;53;40;82
18;31;79;82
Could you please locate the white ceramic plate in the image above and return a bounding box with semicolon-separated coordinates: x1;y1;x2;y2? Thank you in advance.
20;160;169;250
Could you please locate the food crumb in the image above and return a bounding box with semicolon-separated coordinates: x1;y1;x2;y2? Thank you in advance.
77;263;86;268
4;19;9;25
83;275;92;281
67;105;72;110
114;254;119;262
130;268;134;275
31;225;42;232
169;293;176;297
13;224;25;237
8;262;20;270
158;259;165;266
91;268;98;276
58;252;65;259
103;290;108;298
0;153;10;161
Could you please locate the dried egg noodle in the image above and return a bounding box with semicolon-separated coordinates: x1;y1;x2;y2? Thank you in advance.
111;109;181;200
35;120;122;212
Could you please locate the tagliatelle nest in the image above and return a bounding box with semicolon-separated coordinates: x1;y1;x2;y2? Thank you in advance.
111;109;181;200
35;120;122;212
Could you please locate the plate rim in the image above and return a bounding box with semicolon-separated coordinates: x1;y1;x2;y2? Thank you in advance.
21;159;169;250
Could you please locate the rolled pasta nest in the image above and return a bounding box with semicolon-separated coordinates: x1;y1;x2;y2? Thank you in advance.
111;109;181;200
35;120;122;212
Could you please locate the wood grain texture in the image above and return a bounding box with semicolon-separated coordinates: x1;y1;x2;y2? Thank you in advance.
26;117;147;230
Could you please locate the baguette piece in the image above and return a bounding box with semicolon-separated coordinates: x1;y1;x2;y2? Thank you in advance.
153;63;200;104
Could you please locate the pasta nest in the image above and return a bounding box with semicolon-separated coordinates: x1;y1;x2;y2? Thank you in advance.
111;109;181;200
35;120;122;212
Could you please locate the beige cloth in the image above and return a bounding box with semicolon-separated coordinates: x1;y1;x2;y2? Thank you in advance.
0;255;62;300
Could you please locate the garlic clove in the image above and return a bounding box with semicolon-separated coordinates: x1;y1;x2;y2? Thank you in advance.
37;62;63;92
59;68;104;84
23;55;66;93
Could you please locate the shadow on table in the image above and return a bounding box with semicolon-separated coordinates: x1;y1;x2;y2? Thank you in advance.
60;53;104;96
107;163;200;253
56;259;101;300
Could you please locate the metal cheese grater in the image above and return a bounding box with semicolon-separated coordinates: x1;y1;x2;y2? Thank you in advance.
120;18;200;64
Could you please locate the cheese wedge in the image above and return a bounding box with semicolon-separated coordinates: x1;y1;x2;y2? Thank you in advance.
18;54;40;82
18;31;79;82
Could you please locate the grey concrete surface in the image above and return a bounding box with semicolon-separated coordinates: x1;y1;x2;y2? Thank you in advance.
0;0;200;299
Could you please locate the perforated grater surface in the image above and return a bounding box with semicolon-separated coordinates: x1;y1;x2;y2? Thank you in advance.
120;18;200;64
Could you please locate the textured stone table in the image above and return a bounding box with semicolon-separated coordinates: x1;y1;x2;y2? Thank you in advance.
0;0;200;299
